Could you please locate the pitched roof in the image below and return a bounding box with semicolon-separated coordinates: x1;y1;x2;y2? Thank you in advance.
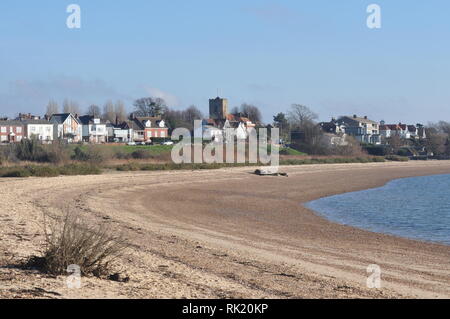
22;119;53;125
341;116;378;125
78;115;104;125
130;116;165;130
50;113;78;124
225;114;252;123
115;121;133;130
0;120;23;126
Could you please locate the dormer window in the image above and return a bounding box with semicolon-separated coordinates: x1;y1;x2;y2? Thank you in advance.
144;120;151;128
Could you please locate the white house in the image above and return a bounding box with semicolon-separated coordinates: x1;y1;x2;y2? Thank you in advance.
336;115;381;145
195;120;223;142
223;120;249;141
24;120;54;142
113;121;134;142
79;115;108;143
50;113;82;143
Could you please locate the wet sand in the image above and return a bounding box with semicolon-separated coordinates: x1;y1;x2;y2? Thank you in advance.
1;161;450;298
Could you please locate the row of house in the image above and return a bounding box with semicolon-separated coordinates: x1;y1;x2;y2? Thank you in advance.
0;113;169;144
319;115;427;146
198;97;256;142
1;96;255;145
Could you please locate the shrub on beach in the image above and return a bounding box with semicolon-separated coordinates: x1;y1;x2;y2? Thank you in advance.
25;212;129;277
72;145;114;164
131;149;152;160
385;155;409;162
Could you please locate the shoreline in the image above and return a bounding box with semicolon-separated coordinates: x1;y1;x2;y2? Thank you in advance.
1;161;450;298
303;173;450;247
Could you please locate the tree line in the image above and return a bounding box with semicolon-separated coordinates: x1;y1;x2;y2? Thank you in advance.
43;97;264;128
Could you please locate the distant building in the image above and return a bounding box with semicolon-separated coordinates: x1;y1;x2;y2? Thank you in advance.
209;97;228;120
127;115;169;142
78;115;108;144
0;120;24;143
337;115;381;145
380;121;427;140
16;113;41;121
319;118;346;135
113;121;134;143
50;113;82;143
23;119;54;142
203;97;255;141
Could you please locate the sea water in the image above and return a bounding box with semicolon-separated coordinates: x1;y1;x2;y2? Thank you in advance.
305;174;450;245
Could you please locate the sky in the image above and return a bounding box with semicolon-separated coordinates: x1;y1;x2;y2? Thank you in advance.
0;0;449;124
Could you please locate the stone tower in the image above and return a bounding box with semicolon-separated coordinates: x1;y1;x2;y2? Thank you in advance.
209;97;228;120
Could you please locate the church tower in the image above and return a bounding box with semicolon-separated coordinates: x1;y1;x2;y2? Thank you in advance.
209;97;228;120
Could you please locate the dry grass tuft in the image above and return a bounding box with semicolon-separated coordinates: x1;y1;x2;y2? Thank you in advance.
27;212;129;278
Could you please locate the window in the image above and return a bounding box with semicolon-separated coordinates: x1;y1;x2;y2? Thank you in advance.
1;127;6;133
16;127;22;133
148;131;152;138
161;131;166;138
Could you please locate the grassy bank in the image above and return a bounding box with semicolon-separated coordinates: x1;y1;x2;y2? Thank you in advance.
0;164;101;178
1;139;409;178
113;156;388;172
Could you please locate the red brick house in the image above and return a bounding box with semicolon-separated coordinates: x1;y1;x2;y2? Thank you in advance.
128;116;169;142
0;120;24;143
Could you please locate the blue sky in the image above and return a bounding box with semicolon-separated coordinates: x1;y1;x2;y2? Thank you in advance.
0;0;449;123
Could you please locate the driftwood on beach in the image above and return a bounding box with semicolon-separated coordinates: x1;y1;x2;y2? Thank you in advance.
254;169;288;177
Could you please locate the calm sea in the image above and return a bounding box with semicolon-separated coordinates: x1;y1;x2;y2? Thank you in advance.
305;174;450;245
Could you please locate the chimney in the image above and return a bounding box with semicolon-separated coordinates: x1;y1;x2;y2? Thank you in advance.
353;114;357;119
364;116;368;120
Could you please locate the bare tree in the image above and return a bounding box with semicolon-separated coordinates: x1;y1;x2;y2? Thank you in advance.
288;104;318;129
230;104;262;124
133;97;167;117
63;99;81;115
288;104;324;154
386;132;403;155
433;121;450;135
102;100;116;122
240;103;262;124
46;99;59;117
87;104;101;117
230;106;240;115
163;105;203;132
425;127;448;155
183;105;203;123
114;100;127;123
